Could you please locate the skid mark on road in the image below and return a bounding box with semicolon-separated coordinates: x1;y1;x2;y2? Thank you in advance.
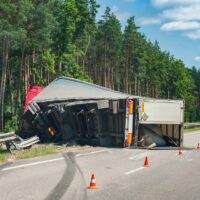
45;153;76;200
73;158;88;200
45;153;87;200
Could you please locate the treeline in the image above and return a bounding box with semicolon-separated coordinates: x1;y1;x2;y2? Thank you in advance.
0;0;200;132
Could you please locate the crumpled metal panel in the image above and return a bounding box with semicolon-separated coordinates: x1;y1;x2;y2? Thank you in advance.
33;77;138;103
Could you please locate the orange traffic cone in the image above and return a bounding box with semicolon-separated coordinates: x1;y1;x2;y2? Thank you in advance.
144;156;150;167
197;143;200;150
178;148;183;155
87;174;97;189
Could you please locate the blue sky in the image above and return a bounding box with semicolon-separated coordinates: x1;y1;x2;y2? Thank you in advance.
95;0;200;68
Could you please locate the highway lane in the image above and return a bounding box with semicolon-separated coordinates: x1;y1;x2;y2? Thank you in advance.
183;131;200;148
0;131;200;200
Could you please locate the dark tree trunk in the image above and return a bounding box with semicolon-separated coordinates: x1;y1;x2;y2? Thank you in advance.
0;36;9;131
124;54;129;93
15;43;25;115
104;44;107;87
8;68;14;115
82;35;91;72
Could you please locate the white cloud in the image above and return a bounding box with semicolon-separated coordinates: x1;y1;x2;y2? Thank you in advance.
161;21;200;31
111;5;132;22
152;0;200;7
111;5;118;13
138;17;162;26
185;29;200;39
162;5;200;21
150;0;200;41
194;56;200;62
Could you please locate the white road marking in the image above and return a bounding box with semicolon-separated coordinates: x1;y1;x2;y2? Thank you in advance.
124;167;145;175
184;132;200;136
1;149;108;172
1;157;64;171
76;149;108;157
129;152;151;161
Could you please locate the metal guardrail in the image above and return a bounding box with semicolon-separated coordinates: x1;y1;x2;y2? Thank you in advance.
12;136;40;150
0;132;17;143
0;132;39;151
184;123;200;128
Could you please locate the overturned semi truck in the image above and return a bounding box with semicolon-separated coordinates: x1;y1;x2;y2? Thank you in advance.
18;77;184;148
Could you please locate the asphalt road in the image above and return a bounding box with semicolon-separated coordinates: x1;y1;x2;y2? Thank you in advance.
0;131;200;200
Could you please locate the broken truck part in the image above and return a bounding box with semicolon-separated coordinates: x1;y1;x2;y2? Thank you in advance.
19;77;184;148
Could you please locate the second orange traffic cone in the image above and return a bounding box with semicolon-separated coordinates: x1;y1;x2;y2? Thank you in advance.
144;156;150;167
87;174;97;189
178;148;183;155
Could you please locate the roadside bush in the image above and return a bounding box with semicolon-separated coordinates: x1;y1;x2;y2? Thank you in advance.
4;116;18;132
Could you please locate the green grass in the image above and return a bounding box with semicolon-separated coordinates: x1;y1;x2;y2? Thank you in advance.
0;150;10;163
0;146;60;163
15;146;59;160
184;127;200;133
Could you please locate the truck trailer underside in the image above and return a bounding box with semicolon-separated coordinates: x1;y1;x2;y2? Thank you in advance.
20;100;126;147
19;99;183;148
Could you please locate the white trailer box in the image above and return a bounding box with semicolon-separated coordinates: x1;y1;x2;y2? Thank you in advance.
130;98;185;147
138;99;184;125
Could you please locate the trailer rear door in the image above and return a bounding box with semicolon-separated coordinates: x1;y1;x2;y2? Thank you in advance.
138;99;184;125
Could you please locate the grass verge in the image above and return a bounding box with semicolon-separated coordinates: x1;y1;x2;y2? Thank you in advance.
184;127;200;133
0;145;60;164
0;149;10;163
0;143;91;164
14;146;59;160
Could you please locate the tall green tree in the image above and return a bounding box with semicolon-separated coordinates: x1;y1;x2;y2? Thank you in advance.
95;7;122;89
0;0;31;131
123;17;139;93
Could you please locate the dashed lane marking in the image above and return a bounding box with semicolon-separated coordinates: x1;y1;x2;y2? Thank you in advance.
1;149;108;172
76;149;108;157
1;157;64;171
124;167;145;175
129;151;151;161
